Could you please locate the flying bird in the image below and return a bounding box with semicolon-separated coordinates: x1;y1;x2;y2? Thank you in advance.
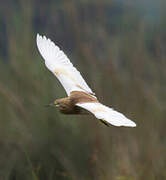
36;34;136;127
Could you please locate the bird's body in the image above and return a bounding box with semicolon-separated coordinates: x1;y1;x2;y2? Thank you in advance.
36;34;136;127
54;91;97;114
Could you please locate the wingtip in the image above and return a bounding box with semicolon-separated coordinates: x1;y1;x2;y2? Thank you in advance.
36;33;40;39
36;34;50;43
36;33;41;43
125;121;136;127
36;34;49;47
131;122;137;127
115;122;136;128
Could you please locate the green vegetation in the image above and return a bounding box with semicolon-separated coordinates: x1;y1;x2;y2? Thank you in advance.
0;0;166;179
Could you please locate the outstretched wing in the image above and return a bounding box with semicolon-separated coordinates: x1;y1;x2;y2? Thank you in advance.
36;34;94;96
76;102;136;127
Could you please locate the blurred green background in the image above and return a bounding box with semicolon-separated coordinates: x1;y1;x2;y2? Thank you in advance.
0;0;166;179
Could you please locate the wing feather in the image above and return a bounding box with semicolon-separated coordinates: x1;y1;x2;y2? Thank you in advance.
36;34;94;96
76;102;136;127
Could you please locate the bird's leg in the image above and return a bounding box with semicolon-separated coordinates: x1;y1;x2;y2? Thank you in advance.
99;119;110;127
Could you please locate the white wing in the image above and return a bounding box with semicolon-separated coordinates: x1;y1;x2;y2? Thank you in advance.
76;102;136;127
36;34;94;96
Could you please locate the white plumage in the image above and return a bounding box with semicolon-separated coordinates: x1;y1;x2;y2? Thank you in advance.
36;34;136;127
36;34;94;96
76;103;136;127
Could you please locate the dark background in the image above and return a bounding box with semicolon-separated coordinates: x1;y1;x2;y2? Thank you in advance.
0;0;166;179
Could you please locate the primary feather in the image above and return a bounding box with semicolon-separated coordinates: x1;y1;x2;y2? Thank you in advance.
76;102;136;127
36;34;94;96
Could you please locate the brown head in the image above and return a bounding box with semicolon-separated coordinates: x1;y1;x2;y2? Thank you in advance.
45;97;75;114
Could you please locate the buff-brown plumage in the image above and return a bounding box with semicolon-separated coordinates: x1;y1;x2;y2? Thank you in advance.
54;91;98;114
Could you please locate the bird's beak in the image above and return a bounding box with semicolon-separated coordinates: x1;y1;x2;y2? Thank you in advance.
44;102;59;107
44;102;54;107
